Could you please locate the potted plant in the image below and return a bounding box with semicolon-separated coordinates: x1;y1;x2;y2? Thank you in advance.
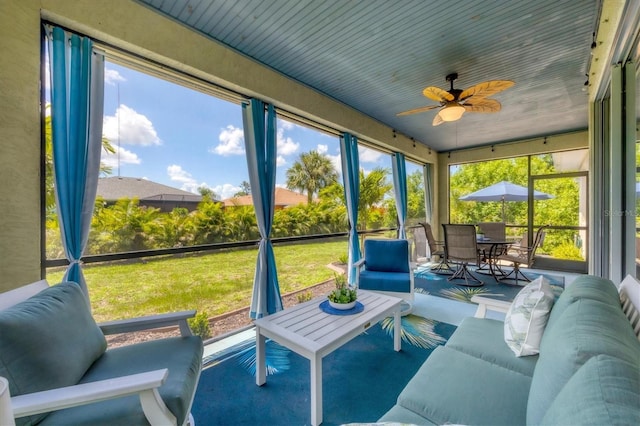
327;273;358;310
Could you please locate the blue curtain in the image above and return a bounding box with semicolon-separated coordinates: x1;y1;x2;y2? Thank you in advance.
392;152;408;239
242;99;282;319
47;26;104;298
424;163;434;224
340;133;361;284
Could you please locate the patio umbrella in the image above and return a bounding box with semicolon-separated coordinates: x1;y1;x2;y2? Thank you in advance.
459;180;554;222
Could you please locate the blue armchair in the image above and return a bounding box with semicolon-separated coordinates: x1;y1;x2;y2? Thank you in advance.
355;239;414;314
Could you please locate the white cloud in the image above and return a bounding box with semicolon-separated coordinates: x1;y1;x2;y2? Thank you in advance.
358;146;383;163
316;144;328;154
101;145;141;167
104;68;126;86
213;183;242;199
277;127;299;156
279;120;295;131
103;105;161;146
212;125;245;156
167;164;194;184
167;164;210;194
327;153;342;175
276;155;287;167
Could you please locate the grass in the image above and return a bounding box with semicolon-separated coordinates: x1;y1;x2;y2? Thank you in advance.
47;239;347;322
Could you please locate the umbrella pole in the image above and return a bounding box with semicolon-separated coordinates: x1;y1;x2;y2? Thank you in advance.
501;198;506;223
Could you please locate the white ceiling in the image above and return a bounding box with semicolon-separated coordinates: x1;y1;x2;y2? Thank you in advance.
136;0;601;152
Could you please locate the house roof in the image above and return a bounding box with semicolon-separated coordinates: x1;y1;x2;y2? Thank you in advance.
222;187;309;207
96;177;203;203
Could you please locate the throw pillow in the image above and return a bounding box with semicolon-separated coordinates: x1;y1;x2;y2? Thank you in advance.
504;276;555;357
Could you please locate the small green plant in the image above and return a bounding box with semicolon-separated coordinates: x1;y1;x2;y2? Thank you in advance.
337;253;348;265
327;273;357;303
188;311;212;340
297;290;313;303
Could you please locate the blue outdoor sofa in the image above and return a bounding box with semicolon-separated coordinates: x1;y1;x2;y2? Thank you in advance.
378;274;640;425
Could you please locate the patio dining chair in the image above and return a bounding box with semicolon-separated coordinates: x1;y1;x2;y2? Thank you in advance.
409;225;429;264
421;222;453;274
477;222;506;240
497;225;549;285
442;224;482;286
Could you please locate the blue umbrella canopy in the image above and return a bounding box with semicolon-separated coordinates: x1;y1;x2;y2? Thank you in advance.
459;181;554;221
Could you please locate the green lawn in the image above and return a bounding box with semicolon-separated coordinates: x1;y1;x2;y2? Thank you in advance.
47;239;347;322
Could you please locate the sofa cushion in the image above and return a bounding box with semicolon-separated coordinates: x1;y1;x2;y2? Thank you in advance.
395;346;531;426
378;404;438;425
540;354;640;425
503;276;555;357
446;317;538;376
0;281;106;426
527;298;640;425
545;274;618;334
40;336;204;426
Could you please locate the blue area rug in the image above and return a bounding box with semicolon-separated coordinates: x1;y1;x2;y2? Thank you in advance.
414;265;565;304
192;317;456;426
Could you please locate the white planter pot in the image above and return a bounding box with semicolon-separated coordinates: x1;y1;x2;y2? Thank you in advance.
328;300;356;310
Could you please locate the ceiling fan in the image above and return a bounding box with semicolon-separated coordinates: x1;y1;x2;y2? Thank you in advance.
397;73;514;126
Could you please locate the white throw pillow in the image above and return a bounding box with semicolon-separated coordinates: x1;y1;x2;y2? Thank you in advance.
504;276;555;357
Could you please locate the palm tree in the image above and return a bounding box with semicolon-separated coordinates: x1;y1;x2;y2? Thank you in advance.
286;151;338;204
358;167;392;230
44;110;115;216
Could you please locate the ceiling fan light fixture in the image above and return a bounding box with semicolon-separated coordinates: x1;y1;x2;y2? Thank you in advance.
439;103;465;121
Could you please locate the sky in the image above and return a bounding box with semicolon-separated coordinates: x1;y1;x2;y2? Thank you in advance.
99;61;399;200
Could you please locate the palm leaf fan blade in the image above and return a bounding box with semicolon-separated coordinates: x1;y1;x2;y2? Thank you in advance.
459;80;514;101
422;86;454;102
463;98;501;113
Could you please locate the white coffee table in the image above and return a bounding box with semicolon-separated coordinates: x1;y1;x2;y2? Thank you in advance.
254;290;402;425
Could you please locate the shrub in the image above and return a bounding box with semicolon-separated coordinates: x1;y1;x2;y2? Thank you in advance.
188;311;212;340
550;243;584;261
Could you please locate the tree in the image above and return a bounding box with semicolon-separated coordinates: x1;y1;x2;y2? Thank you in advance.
449;156;582;257
358;167;392;230
198;186;219;200
286;151;338;204
44;110;115;217
233;180;251;197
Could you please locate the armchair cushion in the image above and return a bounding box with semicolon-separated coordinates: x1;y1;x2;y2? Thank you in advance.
40;336;204;426
364;239;410;273
0;281;107;426
358;270;412;293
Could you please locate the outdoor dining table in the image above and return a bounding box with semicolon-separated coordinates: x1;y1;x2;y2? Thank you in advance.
476;239;513;281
